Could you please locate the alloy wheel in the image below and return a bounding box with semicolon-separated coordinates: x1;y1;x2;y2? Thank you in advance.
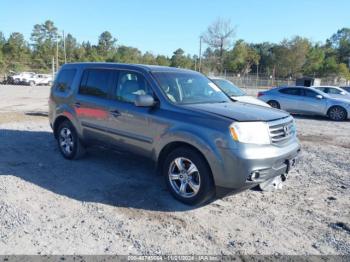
59;127;74;155
168;157;201;198
329;107;346;121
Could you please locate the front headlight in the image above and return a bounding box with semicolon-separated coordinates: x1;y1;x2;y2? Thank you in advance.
229;122;271;145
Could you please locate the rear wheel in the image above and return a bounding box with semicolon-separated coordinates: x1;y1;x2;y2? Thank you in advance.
163;147;215;205
267;100;280;109
328;106;347;121
57;120;86;160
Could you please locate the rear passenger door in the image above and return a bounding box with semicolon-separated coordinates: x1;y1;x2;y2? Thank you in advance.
75;68;117;143
277;88;303;112
108;70;156;156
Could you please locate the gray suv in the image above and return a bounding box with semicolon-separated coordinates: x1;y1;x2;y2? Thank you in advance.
49;63;300;205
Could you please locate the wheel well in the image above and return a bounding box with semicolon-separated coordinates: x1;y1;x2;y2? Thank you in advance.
327;105;347;117
267;100;280;108
157;141;213;177
53;116;70;138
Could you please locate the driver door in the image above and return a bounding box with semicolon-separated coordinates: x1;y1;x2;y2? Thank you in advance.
108;70;156;156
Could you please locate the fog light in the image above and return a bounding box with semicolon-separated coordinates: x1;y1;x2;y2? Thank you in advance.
248;171;260;181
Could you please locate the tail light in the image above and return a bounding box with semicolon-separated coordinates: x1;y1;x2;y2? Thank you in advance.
257;92;264;97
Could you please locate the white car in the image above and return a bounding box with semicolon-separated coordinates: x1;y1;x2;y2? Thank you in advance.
23;74;53;86
11;72;36;84
314;86;350;100
210;77;270;107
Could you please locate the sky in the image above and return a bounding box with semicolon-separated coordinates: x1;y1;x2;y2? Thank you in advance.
1;0;349;56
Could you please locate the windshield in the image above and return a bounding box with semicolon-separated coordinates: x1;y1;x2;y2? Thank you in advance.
153;72;230;104
211;79;245;97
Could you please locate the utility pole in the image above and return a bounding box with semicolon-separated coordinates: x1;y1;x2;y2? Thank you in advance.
52;56;55;79
198;36;202;72
63;30;67;64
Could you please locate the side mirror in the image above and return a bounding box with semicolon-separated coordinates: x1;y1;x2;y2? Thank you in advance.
134;94;155;107
316;95;323;99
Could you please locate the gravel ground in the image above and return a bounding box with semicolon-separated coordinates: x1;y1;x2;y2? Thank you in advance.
0;85;349;255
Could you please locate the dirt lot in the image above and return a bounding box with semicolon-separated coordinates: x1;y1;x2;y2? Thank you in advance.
0;85;349;255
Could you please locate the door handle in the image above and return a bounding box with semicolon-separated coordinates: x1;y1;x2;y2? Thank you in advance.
110;110;121;117
75;102;81;108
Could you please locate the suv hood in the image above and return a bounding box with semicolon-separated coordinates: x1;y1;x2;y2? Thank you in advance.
232;95;270;107
183;101;289;122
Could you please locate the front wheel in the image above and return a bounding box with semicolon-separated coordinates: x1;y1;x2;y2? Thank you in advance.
328;106;347;121
163;147;215;205
57;120;86;160
29;81;35;87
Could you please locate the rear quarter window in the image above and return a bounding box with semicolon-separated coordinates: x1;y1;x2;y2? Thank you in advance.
54;69;77;92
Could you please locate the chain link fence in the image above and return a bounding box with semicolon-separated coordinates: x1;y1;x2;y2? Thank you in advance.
214;73;350;90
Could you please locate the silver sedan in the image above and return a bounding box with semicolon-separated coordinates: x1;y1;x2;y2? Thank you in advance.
314;86;350;100
258;86;350;121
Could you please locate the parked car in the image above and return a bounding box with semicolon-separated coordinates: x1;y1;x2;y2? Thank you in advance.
210;77;270;107
22;73;53;86
9;72;36;84
258;86;350;121
341;86;350;92
49;63;300;205
314;86;350;100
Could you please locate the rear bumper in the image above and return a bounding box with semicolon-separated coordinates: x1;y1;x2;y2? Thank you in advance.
212;138;301;190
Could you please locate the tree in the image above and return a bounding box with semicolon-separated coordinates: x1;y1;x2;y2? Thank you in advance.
31;20;59;69
142;52;157;65
111;45;142;63
224;40;260;75
3;32;30;71
155;55;170;66
64;34;78;62
0;32;5;72
202;18;236;72
170;49;193;69
302;45;325;76
82;41;103;62
337;63;350;79
327;28;350;65
97;31;117;58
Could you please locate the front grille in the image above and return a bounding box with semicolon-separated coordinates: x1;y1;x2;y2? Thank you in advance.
268;117;295;144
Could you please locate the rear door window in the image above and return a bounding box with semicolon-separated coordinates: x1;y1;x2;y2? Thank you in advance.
79;69;114;98
55;69;77;92
279;88;301;96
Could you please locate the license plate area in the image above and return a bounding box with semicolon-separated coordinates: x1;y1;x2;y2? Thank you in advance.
285;157;297;173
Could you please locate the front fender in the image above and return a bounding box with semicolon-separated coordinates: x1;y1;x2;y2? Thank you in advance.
154;126;226;185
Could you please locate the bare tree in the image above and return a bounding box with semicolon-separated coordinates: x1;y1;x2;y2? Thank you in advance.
202;18;236;72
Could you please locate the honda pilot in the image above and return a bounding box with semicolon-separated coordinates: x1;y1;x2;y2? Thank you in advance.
49;63;301;205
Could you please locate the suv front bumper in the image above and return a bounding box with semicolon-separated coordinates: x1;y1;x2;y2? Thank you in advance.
213;139;301;191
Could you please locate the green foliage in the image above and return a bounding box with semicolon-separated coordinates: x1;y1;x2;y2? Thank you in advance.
97;31;117;58
170;49;193;68
224;40;260;74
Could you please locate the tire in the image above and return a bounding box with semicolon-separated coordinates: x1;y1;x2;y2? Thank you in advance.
162;147;215;205
56;120;86;160
328;106;347;121
29;81;35;87
267;100;280;109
